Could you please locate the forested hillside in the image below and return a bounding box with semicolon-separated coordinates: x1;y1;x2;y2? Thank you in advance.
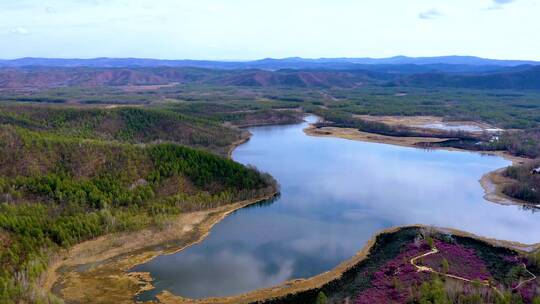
394;66;540;90
0;105;243;155
0;108;276;302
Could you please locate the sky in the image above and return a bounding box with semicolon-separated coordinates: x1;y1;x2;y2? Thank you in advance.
0;0;539;60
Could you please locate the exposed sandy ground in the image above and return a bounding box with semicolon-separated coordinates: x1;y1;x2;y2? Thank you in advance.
226;131;251;158
305;125;448;148
354;115;503;133
42;193;276;304
476;152;536;208
480;168;532;207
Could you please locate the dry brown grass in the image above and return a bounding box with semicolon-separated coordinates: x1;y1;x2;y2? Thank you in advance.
354;114;445;126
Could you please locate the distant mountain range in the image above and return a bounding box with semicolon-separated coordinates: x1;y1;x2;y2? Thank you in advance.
0;56;539;90
0;56;538;71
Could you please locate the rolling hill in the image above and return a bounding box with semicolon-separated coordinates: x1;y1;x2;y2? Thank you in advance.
0;105;244;155
0;61;539;90
394;65;540;90
0;67;377;89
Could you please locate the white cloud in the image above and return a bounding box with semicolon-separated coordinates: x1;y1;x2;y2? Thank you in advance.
488;0;516;9
45;6;57;14
494;0;515;4
419;9;443;20
8;27;30;35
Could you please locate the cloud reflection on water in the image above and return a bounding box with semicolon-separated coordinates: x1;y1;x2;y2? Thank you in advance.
134;118;539;300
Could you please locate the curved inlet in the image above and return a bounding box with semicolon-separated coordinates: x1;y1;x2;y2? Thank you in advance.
133;116;540;300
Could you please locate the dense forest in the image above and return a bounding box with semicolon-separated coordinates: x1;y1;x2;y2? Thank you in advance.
0;105;245;156
0;108;277;303
166;103;303;127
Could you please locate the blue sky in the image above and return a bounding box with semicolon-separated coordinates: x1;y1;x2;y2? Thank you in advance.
0;0;539;60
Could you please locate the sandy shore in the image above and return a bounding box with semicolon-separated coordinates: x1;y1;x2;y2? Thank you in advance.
227;131;251;158
304;125;448;148
479;168;533;207
42;193;276;304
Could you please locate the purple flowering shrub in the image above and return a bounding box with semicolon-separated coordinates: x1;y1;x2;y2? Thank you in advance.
355;236;539;304
518;281;539;303
355;242;431;304
418;239;491;281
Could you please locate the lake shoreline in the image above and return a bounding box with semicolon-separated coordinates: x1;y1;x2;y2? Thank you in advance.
303;123;531;208
227;131;251;158
42;192;277;303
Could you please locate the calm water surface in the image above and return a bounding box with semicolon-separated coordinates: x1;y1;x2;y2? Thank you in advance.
134;116;540;300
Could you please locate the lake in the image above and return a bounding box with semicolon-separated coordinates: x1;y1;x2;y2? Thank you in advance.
133;116;540;300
